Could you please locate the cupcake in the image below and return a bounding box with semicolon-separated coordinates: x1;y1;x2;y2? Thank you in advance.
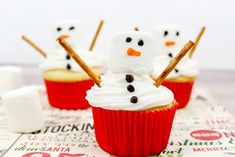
85;31;178;156
152;24;199;108
40;20;104;110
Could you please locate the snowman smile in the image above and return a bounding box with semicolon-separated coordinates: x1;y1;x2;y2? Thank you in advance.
127;48;142;57
165;41;175;46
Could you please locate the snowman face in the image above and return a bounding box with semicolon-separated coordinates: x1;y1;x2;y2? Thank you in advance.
108;31;157;75
153;24;181;55
52;20;85;50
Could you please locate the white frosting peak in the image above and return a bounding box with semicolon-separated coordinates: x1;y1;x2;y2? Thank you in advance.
86;72;174;111
39;49;104;72
153;55;199;78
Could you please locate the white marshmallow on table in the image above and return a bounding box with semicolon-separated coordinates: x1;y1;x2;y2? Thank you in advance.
1;86;44;133
36;84;50;108
152;24;182;57
0;66;23;96
108;31;157;75
51;20;86;52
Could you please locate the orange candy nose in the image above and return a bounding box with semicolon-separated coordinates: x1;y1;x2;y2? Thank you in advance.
165;41;176;46
60;34;70;39
127;48;142;57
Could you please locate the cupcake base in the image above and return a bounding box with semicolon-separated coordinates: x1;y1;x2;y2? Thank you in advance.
162;80;194;109
44;79;93;110
92;103;177;157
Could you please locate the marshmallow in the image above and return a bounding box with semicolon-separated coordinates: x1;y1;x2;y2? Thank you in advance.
108;31;157;75
52;20;86;51
0;66;23;95
2;86;44;133
152;24;182;57
36;84;50;108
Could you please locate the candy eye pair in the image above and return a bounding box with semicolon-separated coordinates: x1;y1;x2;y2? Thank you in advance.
57;26;75;32
164;31;180;37
126;37;144;46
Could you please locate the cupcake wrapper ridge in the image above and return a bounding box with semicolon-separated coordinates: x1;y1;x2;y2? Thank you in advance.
92;104;177;157
44;79;93;110
162;81;194;109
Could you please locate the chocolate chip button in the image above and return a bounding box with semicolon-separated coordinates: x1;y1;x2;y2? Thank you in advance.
127;85;135;92
174;68;179;73
168;53;173;58
130;96;138;103
125;74;134;83
66;55;71;60
66;64;71;70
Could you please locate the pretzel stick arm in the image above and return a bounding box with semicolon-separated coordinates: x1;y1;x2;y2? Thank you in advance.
189;27;206;58
89;20;104;51
154;40;195;87
57;36;101;87
21;35;47;58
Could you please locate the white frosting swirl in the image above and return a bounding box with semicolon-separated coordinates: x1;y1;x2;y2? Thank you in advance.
86;72;174;111
39;48;105;72
153;55;199;78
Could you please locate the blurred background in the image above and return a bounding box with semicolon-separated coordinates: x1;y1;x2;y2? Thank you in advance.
0;0;234;114
0;0;235;70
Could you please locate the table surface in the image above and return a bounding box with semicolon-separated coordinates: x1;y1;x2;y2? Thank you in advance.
21;65;235;116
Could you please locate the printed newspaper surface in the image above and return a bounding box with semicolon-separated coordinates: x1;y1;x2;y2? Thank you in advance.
0;87;234;157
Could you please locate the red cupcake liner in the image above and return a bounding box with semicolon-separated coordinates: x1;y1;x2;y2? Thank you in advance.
92;104;177;157
162;81;194;109
44;79;94;110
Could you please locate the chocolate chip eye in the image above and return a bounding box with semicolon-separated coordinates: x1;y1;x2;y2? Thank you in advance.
138;40;144;46
168;53;173;58
164;31;168;37
57;27;62;32
126;37;132;43
69;26;75;31
176;31;180;36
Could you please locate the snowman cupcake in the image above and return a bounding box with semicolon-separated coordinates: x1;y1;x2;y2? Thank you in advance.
152;24;199;108
85;31;178;156
40;20;104;110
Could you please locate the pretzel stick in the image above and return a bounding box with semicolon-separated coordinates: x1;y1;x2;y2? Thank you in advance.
154;40;195;87
57;35;101;87
89;20;104;51
21;35;47;58
134;27;139;31
189;27;206;58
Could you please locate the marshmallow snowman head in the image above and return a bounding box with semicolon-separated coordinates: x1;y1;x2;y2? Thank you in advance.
52;20;86;50
153;24;182;56
108;31;157;75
